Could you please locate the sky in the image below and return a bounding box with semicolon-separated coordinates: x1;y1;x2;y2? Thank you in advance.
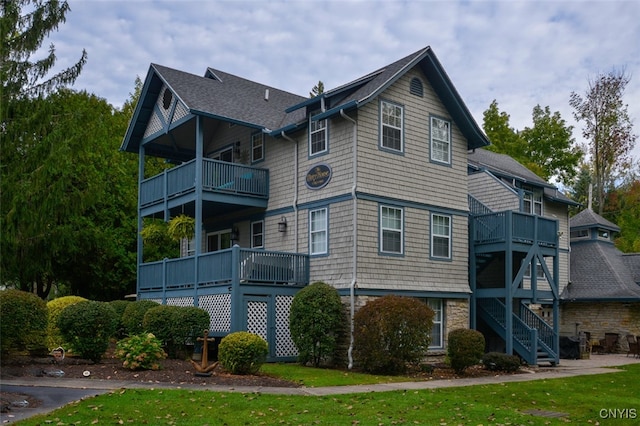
46;0;640;161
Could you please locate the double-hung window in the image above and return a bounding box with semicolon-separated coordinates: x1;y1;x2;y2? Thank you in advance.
430;116;451;164
428;299;443;349
380;205;403;254
524;259;545;279
309;208;328;255
251;133;264;162
380;100;403;152
523;188;543;215
431;213;451;259
251;220;264;249
309;112;327;156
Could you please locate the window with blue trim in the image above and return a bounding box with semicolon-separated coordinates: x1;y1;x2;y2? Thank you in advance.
380;205;403;254
309;208;328;255
251;133;264;162
251;220;264;248
309;112;327;156
431;213;451;259
430;116;451;164
381;100;403;152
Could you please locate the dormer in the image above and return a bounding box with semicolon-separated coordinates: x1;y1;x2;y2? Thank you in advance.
569;208;620;244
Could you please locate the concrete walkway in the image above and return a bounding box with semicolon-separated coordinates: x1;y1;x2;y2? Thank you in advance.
2;353;639;423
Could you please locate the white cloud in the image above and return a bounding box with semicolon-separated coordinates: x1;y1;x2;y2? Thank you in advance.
43;0;640;161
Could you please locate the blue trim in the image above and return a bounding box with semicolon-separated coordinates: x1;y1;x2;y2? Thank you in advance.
379;203;405;257
285;95;325;113
264;206;295;218
190;109;264;130
336;288;470;299
309;206;329;257
297;193;352;211
357;192;468;217
311;100;358;121
429;114;452;167
378;98;405;155
268;122;306;138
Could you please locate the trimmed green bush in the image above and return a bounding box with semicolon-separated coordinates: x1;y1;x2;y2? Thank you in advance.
122;300;159;335
115;333;167;370
0;289;48;356
218;331;268;375
47;296;87;350
354;295;434;375
447;328;486;374
57;301;118;363
481;352;521;372
142;304;181;357
108;300;131;338
174;306;210;346
289;281;345;367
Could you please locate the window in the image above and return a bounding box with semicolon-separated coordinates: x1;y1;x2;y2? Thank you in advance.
186;238;196;257
309;112;327;156
309;208;327;255
431;214;451;259
524;259;545;279
380;206;403;254
211;147;233;162
251;133;264;162
380;100;403;152
598;229;610;240
251;221;264;248
430;116;451;164
523;188;543;215
428;299;443;348
570;229;589;239
207;230;232;252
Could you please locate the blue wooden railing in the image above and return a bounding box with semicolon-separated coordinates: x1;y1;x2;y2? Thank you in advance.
472;211;557;247
139;159;269;207
138;247;309;294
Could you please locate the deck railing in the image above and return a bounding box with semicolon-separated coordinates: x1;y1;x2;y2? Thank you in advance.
138;247;309;294
472;211;557;247
140;159;269;207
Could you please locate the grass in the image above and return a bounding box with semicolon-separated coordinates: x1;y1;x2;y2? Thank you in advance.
14;364;640;425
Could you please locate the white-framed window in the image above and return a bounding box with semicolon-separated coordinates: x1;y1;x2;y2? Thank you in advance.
431;213;451;259
309;112;327;156
380;205;403;254
380;100;403;152
309;208;328;255
524;259;545;279
523;188;543;215
210;146;233;163
186;238;196;257
207;230;232;252
251;133;264;162
251;220;264;248
430;116;451;164
428;299;443;349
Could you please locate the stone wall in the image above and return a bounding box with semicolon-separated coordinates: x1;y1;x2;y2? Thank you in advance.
560;302;640;352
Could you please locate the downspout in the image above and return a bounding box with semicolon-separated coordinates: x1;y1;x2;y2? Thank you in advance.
280;131;299;252
340;109;357;370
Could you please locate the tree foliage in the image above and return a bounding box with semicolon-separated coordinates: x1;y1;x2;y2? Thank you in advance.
1;0;87;117
570;69;637;215
602;164;640;252
309;80;324;98
482;100;581;185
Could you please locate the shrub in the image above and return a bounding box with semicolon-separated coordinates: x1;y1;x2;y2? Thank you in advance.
115;333;167;370
47;296;87;350
218;331;268;375
142;305;181;357
0;289;48;356
174;306;210;346
57;301;118;363
122;300;159;335
108;300;131;338
289;281;345;367
447;328;486;374
481;352;521;372
353;295;434;375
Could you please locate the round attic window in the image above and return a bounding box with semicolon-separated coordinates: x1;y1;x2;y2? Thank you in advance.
162;89;173;110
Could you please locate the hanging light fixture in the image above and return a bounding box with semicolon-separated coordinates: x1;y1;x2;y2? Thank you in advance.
278;216;287;232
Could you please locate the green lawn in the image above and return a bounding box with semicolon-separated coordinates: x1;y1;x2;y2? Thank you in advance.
15;364;640;425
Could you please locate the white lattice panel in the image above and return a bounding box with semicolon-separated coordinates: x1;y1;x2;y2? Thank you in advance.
146;298;162;304
156;86;171;122
166;297;194;307
275;295;298;357
199;294;231;332
144;111;163;138
247;301;268;341
172;100;189;123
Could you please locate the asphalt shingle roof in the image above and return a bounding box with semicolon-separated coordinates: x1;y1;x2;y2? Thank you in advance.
570;208;620;232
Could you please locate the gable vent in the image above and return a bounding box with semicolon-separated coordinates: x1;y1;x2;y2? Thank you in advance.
410;77;423;97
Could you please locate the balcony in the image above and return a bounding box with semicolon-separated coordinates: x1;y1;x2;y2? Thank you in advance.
139;159;269;214
138;246;309;298
471;211;558;249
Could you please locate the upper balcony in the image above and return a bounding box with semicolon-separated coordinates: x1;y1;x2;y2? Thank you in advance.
139;159;269;216
471;211;558;252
